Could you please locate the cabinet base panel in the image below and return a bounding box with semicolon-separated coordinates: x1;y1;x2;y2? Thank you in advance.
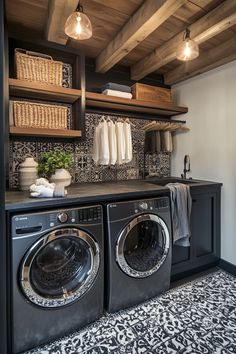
171;262;219;283
218;259;236;276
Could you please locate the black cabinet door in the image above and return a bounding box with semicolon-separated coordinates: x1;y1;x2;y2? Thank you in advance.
171;186;221;278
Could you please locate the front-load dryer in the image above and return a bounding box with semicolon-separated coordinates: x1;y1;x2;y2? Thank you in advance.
11;205;103;353
106;197;172;312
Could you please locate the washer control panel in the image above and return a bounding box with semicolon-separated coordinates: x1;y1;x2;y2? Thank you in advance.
12;205;102;237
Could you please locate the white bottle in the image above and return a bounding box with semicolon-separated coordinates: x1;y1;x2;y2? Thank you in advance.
19;157;38;191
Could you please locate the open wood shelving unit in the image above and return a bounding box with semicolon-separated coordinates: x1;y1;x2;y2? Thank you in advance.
9;79;188;139
9;79;83;139
8;37;85;140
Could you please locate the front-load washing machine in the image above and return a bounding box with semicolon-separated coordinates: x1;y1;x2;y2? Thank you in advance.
11;205;103;353
106;196;172;312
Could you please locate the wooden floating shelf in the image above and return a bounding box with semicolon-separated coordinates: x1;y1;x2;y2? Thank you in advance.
9;80;188;117
10;127;82;138
9;79;82;104
86;92;188;116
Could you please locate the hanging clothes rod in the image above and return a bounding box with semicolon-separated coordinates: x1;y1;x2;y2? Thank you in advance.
86;108;186;124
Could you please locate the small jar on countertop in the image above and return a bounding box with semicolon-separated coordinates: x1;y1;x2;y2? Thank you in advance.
19;157;38;191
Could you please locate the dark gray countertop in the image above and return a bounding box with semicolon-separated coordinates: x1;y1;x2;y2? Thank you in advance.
5;177;222;212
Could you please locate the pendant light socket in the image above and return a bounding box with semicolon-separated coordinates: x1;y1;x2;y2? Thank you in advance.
176;28;199;61
65;2;92;40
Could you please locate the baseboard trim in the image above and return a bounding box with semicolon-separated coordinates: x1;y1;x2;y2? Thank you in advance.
218;259;236;276
171;262;218;282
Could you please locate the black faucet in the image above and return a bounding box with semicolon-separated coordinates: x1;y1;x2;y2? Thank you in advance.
181;155;190;179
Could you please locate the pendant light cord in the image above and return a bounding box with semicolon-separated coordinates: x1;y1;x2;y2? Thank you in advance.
76;0;84;13
183;28;190;41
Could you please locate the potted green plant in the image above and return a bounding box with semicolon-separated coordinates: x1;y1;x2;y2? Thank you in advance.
38;151;74;187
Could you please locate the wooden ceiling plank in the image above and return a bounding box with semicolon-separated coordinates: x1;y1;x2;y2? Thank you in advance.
46;0;78;45
89;0;143;16
194;14;236;44
95;0;188;73
131;0;236;80
164;34;236;85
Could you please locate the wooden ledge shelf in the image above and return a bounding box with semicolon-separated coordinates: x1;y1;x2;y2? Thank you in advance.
9;79;82;104
10;127;82;138
86;92;188;116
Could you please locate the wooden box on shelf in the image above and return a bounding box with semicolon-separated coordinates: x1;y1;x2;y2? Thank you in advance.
131;83;172;104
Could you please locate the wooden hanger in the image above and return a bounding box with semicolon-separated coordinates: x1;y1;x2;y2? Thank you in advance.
143;120;189;133
125;118;135;127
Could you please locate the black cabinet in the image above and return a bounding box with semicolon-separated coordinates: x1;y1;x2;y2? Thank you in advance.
171;185;221;279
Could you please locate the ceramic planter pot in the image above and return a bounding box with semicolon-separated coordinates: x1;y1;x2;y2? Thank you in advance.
50;168;72;187
19;157;38;191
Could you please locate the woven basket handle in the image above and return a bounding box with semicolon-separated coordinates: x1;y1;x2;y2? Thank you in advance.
15;48;53;60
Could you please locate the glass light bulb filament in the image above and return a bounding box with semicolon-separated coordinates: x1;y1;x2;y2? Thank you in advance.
184;42;191;59
76;15;82;35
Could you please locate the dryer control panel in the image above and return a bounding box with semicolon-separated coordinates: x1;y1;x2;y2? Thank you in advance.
134;198;169;213
108;197;170;222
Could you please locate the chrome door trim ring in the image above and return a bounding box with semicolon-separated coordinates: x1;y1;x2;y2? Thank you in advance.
115;214;170;278
21;228;100;308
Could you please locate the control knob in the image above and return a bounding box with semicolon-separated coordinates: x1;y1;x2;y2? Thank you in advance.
57;212;68;223
139;202;148;210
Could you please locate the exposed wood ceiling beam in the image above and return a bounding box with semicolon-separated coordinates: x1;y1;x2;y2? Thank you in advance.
131;0;236;80
95;0;188;73
46;0;78;45
164;34;236;85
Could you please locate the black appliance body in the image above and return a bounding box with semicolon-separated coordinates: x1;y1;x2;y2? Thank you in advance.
11;205;103;353
106;197;172;312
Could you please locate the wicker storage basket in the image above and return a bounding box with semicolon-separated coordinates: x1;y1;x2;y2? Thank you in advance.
15;49;63;86
13;101;68;130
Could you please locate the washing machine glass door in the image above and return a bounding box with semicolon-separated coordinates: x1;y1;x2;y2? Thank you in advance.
116;214;170;278
21;228;100;308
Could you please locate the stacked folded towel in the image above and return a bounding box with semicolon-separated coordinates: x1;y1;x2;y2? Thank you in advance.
101;82;132;99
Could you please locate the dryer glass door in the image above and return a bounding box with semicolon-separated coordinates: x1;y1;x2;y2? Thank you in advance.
116;214;170;278
21;228;100;307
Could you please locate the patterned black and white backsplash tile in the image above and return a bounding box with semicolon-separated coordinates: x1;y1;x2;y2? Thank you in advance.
24;270;236;354
9;113;171;189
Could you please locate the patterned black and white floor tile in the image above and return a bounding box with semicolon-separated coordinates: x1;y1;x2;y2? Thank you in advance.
25;270;236;354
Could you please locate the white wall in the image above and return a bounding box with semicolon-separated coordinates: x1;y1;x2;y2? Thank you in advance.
171;61;236;266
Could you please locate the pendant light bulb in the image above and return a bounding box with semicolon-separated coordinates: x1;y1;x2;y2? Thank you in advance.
76;14;82;35
65;2;92;40
176;28;199;61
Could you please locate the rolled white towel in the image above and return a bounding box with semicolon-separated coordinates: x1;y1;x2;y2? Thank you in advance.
102;89;132;99
123;121;133;163
107;120;117;165
30;184;54;198
35;178;55;189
